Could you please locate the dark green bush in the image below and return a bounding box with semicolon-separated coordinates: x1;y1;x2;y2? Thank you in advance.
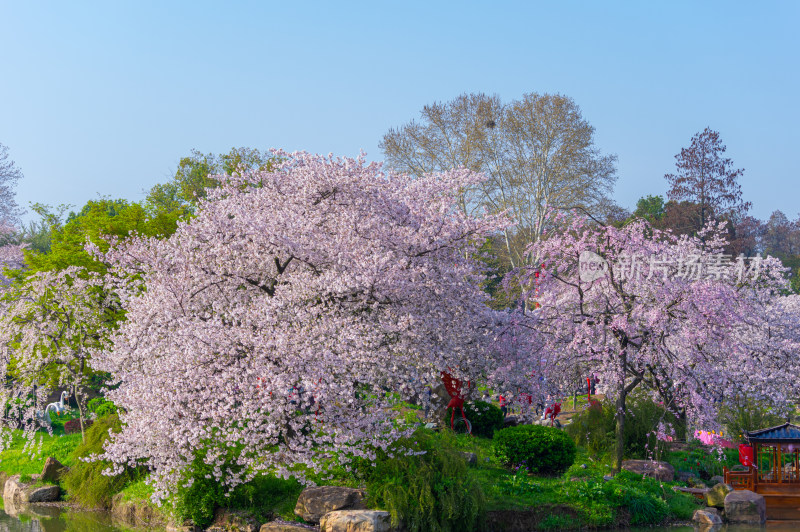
61;415;143;508
493;425;576;475
442;401;503;438
364;430;486;532
174;448;303;528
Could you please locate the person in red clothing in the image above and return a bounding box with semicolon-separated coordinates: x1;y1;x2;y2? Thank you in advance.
542;401;562;426
499;394;508;417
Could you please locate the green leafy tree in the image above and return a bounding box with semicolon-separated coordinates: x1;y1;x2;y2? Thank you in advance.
160;147;274;209
633;195;665;223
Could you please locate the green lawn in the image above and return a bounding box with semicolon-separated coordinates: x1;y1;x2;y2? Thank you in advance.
0;430;82;476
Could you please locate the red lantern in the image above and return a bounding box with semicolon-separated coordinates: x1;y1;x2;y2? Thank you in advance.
739;444;754;467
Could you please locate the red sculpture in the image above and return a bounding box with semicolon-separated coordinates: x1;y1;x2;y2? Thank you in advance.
441;371;472;434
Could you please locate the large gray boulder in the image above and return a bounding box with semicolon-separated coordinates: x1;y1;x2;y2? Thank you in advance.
692;508;722;530
294;486;366;524
621;460;675;482
724;489;766;524
704;482;733;508
2;474;60;504
320;510;399;532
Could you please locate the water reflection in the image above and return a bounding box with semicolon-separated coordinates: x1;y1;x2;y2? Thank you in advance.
0;501;797;532
633;525;797;532
0;498;136;532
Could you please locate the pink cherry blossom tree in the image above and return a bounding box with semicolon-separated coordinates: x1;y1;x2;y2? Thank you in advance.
0;267;112;442
92;152;512;498
516;215;799;469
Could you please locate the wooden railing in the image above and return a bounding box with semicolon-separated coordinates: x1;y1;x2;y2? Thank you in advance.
724;467;755;490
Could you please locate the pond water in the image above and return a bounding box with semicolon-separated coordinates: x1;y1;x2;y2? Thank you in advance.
0;501;795;532
633;526;797;532
0;499;162;532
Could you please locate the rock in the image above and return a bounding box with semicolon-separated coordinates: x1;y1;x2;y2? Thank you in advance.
2;475;20;500
692;508;723;528
620;460;675;481
580;464;587;469
206;508;262;532
294;486;366;524
260;522;314;531
724;489;766;524
602;474;614;481
503;415;520;427
710;475;724;484
41;457;68;483
165;526;202;532
111;492;166;528
25;484;60;503
2;474;60;504
461;452;478;465
320;510;398;532
687;476;707;488
704;483;733;508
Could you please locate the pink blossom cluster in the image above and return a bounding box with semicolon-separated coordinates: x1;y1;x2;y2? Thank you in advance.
516;214;800;442
89;152;520;498
694;430;734;449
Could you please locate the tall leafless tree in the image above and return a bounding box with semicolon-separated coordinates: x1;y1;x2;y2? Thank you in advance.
665;128;750;230
381;93;618;270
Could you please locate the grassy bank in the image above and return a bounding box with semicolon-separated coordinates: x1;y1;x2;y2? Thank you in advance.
0;412;711;531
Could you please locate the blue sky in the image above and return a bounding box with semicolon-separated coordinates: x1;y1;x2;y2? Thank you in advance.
1;1;797;223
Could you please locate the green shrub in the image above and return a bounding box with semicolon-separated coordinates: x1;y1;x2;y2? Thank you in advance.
364;430;486;532
493;425;576;475
88;397;118;417
666;444;738;481
87;397;105;413
622;487;669;525
667;491;701;520
599;472;673;525
566;395;685;460
174;448;304;528
61;415;144;508
565;400;614;456
442;401;503;438
94;402;118;417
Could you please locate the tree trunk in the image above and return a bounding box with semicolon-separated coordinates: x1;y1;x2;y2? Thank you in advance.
614;385;627;473
74;388;86;443
613;346;629;473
